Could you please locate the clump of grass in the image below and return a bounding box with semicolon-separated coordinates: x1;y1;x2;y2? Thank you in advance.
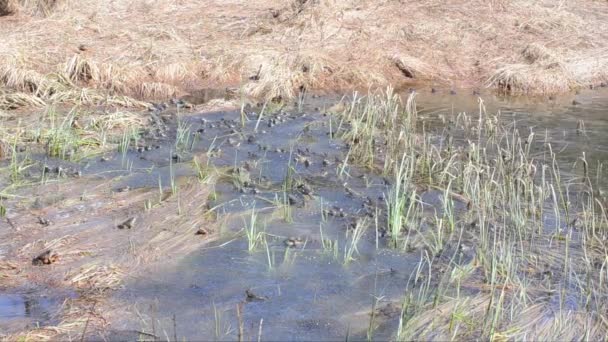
175;119;192;152
193;156;216;184
20;0;64;16
343;218;368;265
521;43;558;64
240;51;339;101
68;263;124;293
44;108;83;159
138;82;178;100
391;54;435;80
64;54;99;84
0;61;48;94
244;205;264;252
0;91;46;109
319;223;339;261
386;153;417;249
153;62;197;85
487;62;576;94
334;88;608;340
96;62;140;94
0;139;10;160
487;44;608;94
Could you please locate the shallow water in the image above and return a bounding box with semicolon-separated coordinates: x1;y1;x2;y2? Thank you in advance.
0;293;60;334
103;89;608;340
2;87;608;339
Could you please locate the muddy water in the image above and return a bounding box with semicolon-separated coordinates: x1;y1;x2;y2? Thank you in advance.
416;88;608;184
0;292;63;335
104;101;419;340
101;89;608;340
1;87;608;339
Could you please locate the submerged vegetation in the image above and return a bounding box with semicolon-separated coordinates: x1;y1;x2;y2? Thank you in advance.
331;89;608;340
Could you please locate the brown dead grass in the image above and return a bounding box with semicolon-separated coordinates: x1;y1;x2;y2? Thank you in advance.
400;293;608;341
0;169;218;340
0;0;606;105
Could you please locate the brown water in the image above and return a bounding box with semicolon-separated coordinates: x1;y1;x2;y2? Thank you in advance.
1;87;608;340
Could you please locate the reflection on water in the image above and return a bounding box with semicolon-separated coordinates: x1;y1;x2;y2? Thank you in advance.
0;293;57;333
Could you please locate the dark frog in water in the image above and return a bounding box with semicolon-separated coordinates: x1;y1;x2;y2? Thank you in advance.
32;250;59;266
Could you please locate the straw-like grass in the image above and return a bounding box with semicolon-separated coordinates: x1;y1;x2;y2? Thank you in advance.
68;263;124;293
64;54;99;84
486;43;608;93
0;0;605;107
0;91;46;109
0;60;48;93
0;169;219;340
333;90;608;340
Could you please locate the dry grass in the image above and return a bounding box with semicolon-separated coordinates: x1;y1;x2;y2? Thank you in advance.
0;91;46;109
0;0;606;106
64;54;99;84
0;172;218;339
487;44;608;93
1;0;63;17
0;138;9;160
0;59;48;93
398;293;607;341
67;263;124;292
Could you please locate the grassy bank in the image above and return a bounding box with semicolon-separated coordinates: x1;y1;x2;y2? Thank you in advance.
0;0;607;109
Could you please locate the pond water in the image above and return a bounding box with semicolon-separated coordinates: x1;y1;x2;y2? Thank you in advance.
0;292;61;335
2;87;608;340
102;88;608;340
